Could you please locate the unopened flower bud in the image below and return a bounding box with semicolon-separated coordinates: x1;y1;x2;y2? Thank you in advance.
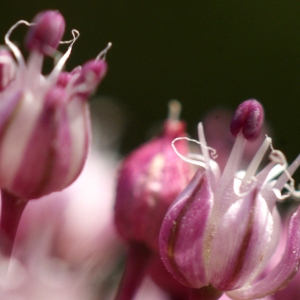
25;10;65;55
230;99;264;140
114;102;194;300
115;101;193;252
0;49;16;92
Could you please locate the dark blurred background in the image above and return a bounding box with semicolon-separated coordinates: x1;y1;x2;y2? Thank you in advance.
1;1;300;166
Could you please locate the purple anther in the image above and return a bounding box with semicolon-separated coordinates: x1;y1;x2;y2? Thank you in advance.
230;99;264;140
25;10;65;55
0;49;16;92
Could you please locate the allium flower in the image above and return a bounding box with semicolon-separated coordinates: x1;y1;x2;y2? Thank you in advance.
0;10;109;258
160;100;300;299
0;10;109;200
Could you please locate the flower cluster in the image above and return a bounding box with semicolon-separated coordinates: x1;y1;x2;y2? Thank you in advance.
0;9;300;300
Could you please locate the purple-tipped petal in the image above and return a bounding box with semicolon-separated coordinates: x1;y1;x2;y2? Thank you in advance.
25;11;65;55
230;100;264;140
209;191;273;290
159;171;213;288
226;206;300;300
73;60;107;98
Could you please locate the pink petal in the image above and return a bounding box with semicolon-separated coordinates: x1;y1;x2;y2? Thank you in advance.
226;206;300;300
159;170;213;288
209;191;273;290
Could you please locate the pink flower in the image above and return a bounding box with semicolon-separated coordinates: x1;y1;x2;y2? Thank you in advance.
160;100;300;299
0;10;109;200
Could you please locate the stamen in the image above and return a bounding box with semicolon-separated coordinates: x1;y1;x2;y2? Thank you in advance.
255;161;277;190
47;30;80;83
273;189;291;202
269;144;288;166
284;183;300;199
172;137;209;169
96;42;112;60
198;123;209;164
242;136;272;184
5;20;33;68
273;154;300;196
220;131;246;186
233;175;257;197
230;99;264;140
168;100;181;121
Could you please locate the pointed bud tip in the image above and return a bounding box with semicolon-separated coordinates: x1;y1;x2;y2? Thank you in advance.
25;10;65;55
230;99;264;140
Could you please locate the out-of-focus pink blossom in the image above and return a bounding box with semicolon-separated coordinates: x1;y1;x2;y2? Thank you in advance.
0;10;108;200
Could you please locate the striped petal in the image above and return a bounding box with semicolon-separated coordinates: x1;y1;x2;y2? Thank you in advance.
160;170;213;288
209;191;273;291
226;206;300;300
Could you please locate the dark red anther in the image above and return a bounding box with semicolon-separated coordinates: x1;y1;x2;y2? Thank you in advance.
25;10;65;55
230;99;264;140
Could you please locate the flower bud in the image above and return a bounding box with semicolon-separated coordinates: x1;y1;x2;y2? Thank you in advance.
114;102;193;252
230;99;264;140
25;10;65;55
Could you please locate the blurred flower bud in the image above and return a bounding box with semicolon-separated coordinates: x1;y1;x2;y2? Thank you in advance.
115;101;193;251
0;10;109;200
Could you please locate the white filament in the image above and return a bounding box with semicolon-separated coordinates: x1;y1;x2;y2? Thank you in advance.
48;29;80;83
5;20;33;70
242;136;272;184
96;42;112;60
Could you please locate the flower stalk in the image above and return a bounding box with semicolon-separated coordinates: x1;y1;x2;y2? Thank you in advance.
115;243;153;300
0;190;26;257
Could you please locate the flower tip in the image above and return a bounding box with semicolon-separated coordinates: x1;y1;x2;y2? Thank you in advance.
25;10;65;55
74;59;107;98
230;99;264;140
164;100;186;137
